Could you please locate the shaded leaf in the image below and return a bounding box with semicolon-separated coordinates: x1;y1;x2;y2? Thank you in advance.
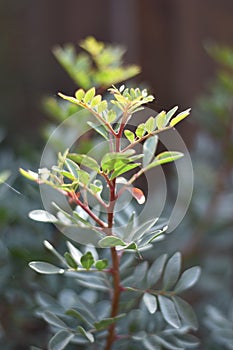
172;296;198;330
77;326;94;343
98;236;126;248
87;121;109;140
147;254;168;288
42;311;67;329
174;266;201;293
143;135;158;167
80;251;94;270
163;252;181;290
94;314;126;330
49;330;74;350
158;295;181;328
29;262;65;275
64;252;78;269
95;259;108;270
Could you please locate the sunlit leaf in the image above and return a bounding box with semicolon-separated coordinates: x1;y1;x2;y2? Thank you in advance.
170;108;191;127
29;210;58;223
84;87;96;103
68;153;99;172
143;293;157;314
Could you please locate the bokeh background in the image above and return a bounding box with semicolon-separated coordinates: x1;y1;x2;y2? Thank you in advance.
0;1;233;349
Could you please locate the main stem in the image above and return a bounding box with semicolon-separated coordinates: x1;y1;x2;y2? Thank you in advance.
104;117;126;350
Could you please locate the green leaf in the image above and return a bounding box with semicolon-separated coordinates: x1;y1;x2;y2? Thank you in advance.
158;295;181;328
155;111;166;129
77;326;94;343
172;296;198;330
135;123;146;138
146;151;183;170
163;252;181;290
66;309;93;327
0;170;10;184
29;210;58;223
143;293;157;314
124;129;135;143
133;261;148;284
174;266;201;293
106;109;116;123
78;169;90;185
90;94;102;107
94;314;126;330
19;168;38;181
84;87;96;103
65;158;79;178
95;259;108;270
87;121;109;140
29;262;65;275
90;179;103;194
164;106;179;125
145;116;155;133
67;241;82;265
101;150;135;172
64;252;78;269
170;108;191;127
110;162;140;180
147;254;167;288
68;153;99;172
143;135;158;167
42;311;67;329
142;338;161;350
75;88;85;101
98;236;126;248
97;100;108;113
80;251;94;270
49;330;74;350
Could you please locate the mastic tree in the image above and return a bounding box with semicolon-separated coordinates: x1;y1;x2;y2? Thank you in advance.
21;82;201;350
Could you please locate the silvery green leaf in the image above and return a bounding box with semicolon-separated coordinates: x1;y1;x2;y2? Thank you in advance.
147;254;167;288
143;293;157;314
29;210;58;223
143;135;158;167
174;266;201;293
29;262;65;275
158;295;181;328
172;296;198;330
49;330;74;350
163;252;181;290
152;335;183;350
42;311;67;329
77;326;94;343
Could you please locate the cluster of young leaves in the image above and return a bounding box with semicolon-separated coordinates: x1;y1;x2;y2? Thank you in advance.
29;240;200;350
53;36;140;90
21;85;190;250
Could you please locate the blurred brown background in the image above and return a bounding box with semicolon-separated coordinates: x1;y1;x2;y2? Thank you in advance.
0;0;233;146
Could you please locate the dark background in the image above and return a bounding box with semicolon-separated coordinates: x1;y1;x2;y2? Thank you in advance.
1;0;233;148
